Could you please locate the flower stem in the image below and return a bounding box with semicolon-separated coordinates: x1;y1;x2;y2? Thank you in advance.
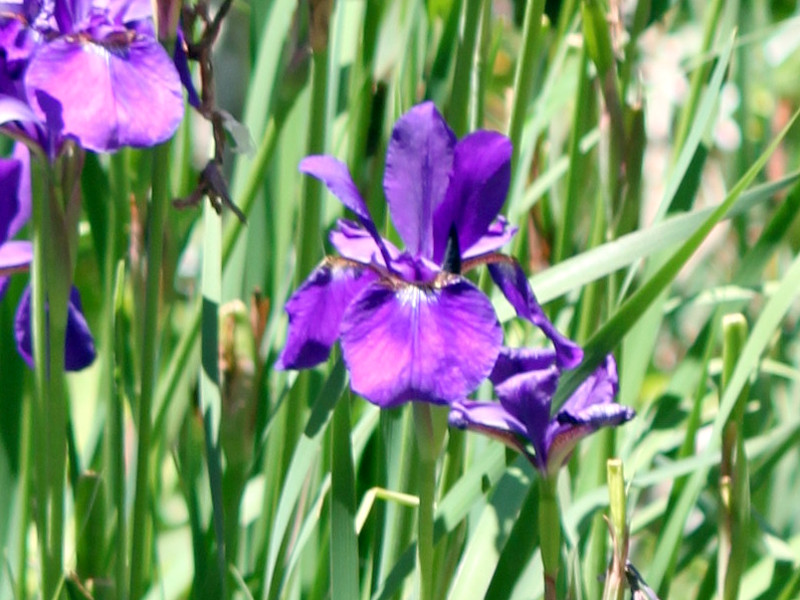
129;142;171;600
107;151;128;599
31;155;72;600
413;403;447;600
538;474;560;600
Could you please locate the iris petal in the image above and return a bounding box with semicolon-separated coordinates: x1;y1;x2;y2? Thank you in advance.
383;101;455;260
488;259;583;368
276;259;377;370
432;131;511;263
300;155;394;267
25;35;184;152
340;277;502;408
14;285;97;371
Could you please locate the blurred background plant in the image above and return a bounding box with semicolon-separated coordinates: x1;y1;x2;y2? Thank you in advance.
2;0;800;598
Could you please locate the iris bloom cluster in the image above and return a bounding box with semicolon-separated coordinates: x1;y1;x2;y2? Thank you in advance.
0;143;95;369
278;101;634;461
0;0;186;369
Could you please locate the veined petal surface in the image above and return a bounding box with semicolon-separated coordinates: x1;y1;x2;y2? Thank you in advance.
383;101;455;259
276;259;377;370
340;277;502;408
432;131;511;263
25;35;183;152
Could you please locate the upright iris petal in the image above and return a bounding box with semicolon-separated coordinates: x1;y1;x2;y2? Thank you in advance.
450;350;634;475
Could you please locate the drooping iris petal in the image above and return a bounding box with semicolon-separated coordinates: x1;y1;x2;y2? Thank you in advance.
300;155;394;267
545;355;633;471
490;345;557;385
461;216;517;260
383;101;455;260
14;284;97;371
25;34;184;152
340;277;502;408
329;219;400;266
487;259;583;368
494;366;560;461
449;400;530;454
432;131;512;263
275;258;377;370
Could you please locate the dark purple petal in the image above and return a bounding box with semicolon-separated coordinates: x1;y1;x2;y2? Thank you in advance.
383;102;455;260
544;355;633;472
340;276;502;408
558;354;620;417
173;30;200;108
462;216;517;259
25;35;184;151
494;366;559;460
14;285;97;371
448;400;531;455
0;240;32;275
432;131;512;263
0;156;22;242
300;155;394;267
487;259;583;368
329;219;399;266
0;143;31;242
275;258;377;370
489;345;557;386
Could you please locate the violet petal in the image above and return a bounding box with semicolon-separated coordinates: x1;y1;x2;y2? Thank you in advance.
300;155;394;267
432;131;511;263
14;285;97;371
383;102;455;260
488;259;583;368
329;219;399;266
275;259;377;370
494;366;560;461
462;216;517;259
340;277;502;408
489;345;557;386
0;240;33;274
449;400;530;447
25;35;184;152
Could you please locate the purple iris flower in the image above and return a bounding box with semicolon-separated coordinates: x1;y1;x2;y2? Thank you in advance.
0;0;184;153
277;102;581;408
0;143;95;370
449;349;634;476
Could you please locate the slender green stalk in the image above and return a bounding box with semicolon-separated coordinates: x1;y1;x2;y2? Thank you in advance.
15;376;32;600
111;260;128;600
671;0;725;159
129;141;172;600
107;151;128;599
507;0;545;173
601;459;627;600
412;403;446;600
538;474;560;600
718;314;750;600
31;154;72;600
447;0;483;137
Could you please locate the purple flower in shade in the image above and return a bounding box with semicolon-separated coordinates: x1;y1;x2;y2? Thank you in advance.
0;143;95;370
449;349;634;476
276;102;582;408
0;0;184;153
